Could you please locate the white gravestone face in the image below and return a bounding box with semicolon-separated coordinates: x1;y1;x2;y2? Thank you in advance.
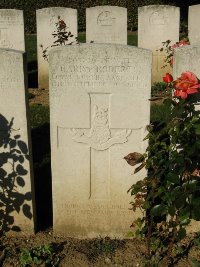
173;46;200;78
0;10;25;51
36;7;77;89
0;49;35;235
49;44;152;237
189;5;200;45
138;5;180;83
86;6;127;44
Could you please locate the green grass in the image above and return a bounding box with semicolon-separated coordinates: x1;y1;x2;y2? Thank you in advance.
150;102;171;124
30;105;50;128
77;32;86;43
25;34;37;63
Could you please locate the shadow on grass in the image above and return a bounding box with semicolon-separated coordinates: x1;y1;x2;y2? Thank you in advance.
27;60;38;88
31;122;52;231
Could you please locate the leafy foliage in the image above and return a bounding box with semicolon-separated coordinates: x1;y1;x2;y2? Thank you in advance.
19;244;60;266
151;82;171;97
41;16;78;61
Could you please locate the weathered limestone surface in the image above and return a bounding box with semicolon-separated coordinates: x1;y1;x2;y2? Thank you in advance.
0;49;35;235
49;44;152;237
36;7;77;89
138;5;180;83
173;45;200;78
189;5;200;45
86;6;127;44
0;9;25;51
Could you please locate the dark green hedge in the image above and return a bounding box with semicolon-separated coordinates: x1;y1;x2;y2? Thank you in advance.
0;0;170;33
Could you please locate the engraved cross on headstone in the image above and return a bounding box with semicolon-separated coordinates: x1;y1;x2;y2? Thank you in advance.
58;93;131;200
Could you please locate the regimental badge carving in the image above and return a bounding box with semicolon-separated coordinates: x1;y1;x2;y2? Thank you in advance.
71;105;131;150
149;11;168;25
97;11;116;26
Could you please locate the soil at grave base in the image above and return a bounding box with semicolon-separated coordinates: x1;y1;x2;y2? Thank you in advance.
1;230;200;267
28;88;49;106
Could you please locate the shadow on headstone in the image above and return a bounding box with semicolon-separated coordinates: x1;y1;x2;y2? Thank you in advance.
0;113;33;236
31;122;52;231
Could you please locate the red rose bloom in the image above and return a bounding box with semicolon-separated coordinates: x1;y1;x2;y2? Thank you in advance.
163;73;173;83
174;71;200;99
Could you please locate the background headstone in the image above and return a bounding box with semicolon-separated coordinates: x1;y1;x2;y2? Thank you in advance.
49;44;152;237
0;9;25;51
0;49;35;235
86;6;127;44
36;7;77;89
174;46;200;78
188;5;200;45
138;5;180;83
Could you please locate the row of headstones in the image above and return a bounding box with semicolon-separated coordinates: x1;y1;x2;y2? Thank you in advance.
1;5;200;86
1;42;200;237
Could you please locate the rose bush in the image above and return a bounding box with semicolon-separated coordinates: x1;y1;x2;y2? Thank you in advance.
126;71;200;266
159;39;190;68
163;71;200;99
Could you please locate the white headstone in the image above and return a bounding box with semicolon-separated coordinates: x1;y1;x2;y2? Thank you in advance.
0;9;25;51
173;45;200;79
86;6;127;44
49;44;152;237
36;7;77;89
138;5;180;83
0;49;35;235
189;5;200;45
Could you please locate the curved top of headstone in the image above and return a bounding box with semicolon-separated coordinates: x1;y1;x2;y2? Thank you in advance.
87;6;126;10
49;43;152;57
189;4;200;8
36;7;77;13
139;5;179;10
0;9;23;13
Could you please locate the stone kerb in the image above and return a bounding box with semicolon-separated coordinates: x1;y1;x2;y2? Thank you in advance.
0;48;35;235
86;6;127;44
49;43;152;238
36;7;77;89
0;9;25;51
189;5;200;45
138;5;180;83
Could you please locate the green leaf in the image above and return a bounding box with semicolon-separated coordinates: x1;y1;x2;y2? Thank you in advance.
166;172;179;184
177;228;186;241
175;194;185;209
151;204;167;216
